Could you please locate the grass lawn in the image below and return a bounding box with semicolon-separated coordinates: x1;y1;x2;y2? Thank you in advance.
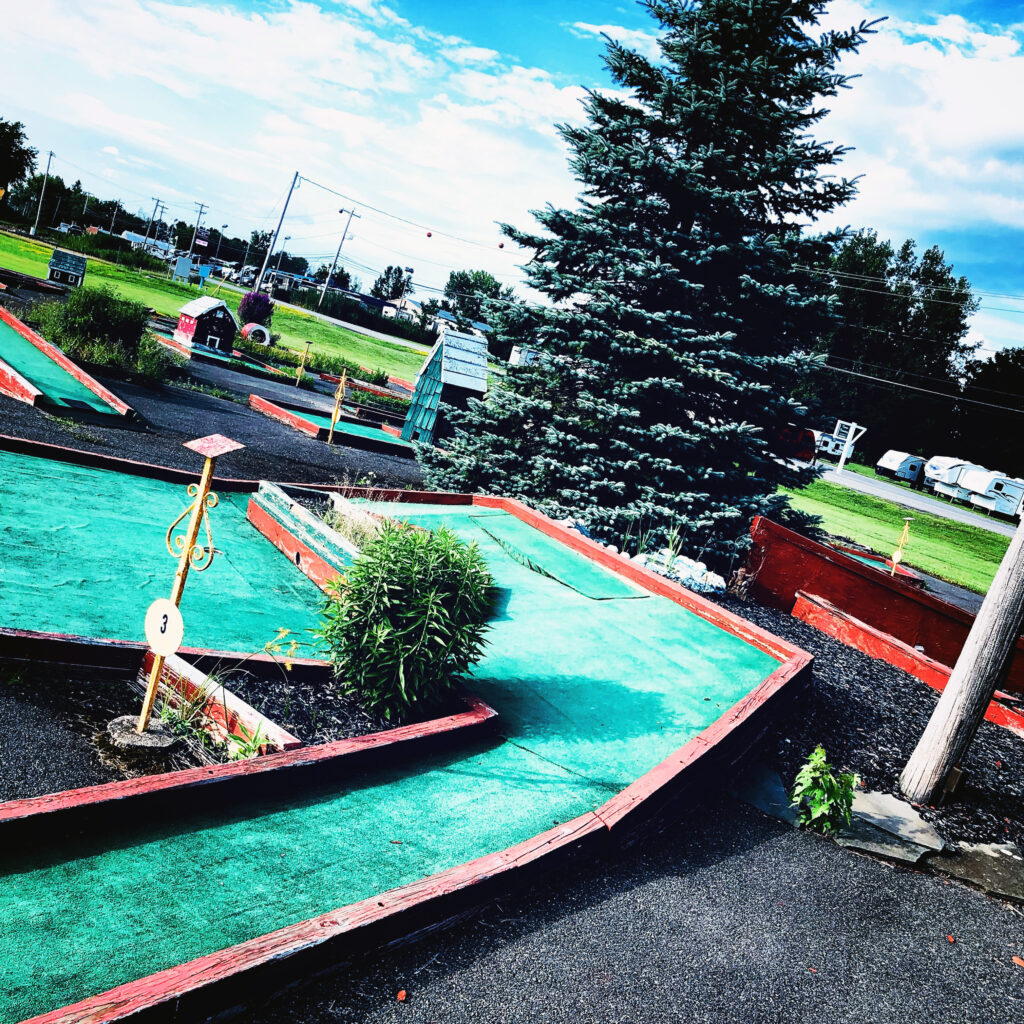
784;479;1008;594
0;231;427;379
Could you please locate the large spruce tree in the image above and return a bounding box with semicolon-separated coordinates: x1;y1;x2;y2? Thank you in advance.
420;0;875;568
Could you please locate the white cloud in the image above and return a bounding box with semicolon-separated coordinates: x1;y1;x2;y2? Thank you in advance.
570;21;662;61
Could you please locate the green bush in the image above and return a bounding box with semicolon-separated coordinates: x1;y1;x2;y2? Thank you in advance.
790;745;859;835
350;387;409;413
137;334;185;381
29;286;148;369
235;335;388;386
319;521;494;721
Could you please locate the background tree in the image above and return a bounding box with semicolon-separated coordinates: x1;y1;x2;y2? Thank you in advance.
803;230;979;460
0;117;36;194
957;348;1024;473
371;265;413;301
420;0;874;569
314;263;354;290
443;269;515;325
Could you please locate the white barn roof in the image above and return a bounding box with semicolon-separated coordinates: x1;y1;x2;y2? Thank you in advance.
178;296;239;328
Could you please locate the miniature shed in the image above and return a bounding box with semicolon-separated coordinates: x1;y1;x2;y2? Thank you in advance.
172;297;239;354
401;328;488;444
47;249;87;288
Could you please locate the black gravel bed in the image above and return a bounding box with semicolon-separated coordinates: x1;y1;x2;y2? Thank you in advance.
0;369;423;488
0;665;201;802
218;666;468;745
709;595;1024;849
225;796;1024;1024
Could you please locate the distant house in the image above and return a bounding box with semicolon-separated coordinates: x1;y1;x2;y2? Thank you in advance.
172;297;239;354
401;328;488;445
47;249;87;288
120;230;173;257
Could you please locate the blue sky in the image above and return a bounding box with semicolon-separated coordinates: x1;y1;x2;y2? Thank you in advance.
2;0;1023;354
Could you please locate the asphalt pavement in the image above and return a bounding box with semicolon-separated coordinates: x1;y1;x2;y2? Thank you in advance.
817;466;1017;538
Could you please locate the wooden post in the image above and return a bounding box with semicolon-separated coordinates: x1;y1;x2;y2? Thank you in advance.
295;339;313;386
900;517;1024;804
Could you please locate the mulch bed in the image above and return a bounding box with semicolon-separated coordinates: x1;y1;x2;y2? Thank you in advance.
0;665;202;802
220;666;467;746
710;595;1024;849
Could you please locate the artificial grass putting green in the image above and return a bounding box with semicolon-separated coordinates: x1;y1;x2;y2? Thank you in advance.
0;317;117;415
0;450;323;651
299;408;414;451
0;481;780;1022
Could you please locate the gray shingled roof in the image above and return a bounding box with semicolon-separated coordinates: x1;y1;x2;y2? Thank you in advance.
48;249;87;276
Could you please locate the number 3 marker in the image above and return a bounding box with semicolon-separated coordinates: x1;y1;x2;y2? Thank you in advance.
145;599;184;658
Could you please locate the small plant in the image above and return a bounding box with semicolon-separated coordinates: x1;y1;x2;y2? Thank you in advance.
318;521;494;721
228;721;264;760
790;745;859;835
238;290;274;326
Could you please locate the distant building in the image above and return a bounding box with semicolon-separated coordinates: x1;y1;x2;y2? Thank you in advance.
47;249;87;288
401;328;488;445
120;230;173;256
172;297;239;354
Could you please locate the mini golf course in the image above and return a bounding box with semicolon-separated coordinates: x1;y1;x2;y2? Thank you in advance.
0;307;133;420
0;449;809;1023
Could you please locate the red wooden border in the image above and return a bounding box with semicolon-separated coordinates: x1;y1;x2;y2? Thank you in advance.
747;515;1024;692
24;812;603;1024
793;591;1024;741
388;374;415;392
248;392;322;437
0;692;496;832
381;422;402;438
0;350;43;405
0;304;133;417
246;496;342;592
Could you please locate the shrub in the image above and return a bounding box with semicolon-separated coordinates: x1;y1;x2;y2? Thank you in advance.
790;745;859;835
29;286;148;368
351;387;409;413
319;521;494;721
238;290;274;326
137;334;185;381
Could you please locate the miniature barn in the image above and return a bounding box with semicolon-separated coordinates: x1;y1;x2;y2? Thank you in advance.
47;248;87;288
172;296;239;354
401;328;488;444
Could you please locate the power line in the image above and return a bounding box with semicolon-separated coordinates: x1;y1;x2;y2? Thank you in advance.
800;264;1024;304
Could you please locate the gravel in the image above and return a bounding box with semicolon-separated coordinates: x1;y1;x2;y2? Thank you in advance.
0;666;200;801
708;595;1024;849
0;369;424;488
232;796;1024;1024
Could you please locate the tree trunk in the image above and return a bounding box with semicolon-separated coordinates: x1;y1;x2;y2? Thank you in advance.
900;518;1024;804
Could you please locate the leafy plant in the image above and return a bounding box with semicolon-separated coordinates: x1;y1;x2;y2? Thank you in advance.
791;745;859;835
318;521;494;721
238;290;274;326
29;285;148;366
228;721;264;760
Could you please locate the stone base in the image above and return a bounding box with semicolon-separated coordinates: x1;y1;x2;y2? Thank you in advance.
107;715;180;752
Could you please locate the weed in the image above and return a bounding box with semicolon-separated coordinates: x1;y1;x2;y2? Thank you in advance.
228;721;264;760
790;745;859;835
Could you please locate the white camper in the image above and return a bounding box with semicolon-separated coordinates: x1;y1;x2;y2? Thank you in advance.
926;457;987;501
965;471;1024;519
876;450;924;486
812;431;845;459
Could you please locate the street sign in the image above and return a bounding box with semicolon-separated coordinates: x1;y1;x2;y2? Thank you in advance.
834;420;867;474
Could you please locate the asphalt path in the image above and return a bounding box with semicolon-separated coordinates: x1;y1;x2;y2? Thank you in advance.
817;466;1017;539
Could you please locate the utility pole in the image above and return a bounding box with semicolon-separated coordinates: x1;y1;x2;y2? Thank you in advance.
318;207;360;309
215;224;228;259
31;150;53;237
900;518;1024;804
142;197;161;248
255;171;299;294
109;199;120;235
187;201;208;260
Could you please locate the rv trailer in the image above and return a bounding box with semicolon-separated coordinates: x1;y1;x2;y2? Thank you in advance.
926;457;987;501
965;471;1024;520
876;450;925;486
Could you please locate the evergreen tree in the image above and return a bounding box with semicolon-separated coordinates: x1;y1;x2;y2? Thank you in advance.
803;230;979;461
420;0;875;568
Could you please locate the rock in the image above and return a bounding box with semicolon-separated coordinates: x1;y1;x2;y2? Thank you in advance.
930;842;1024;902
836;816;932;865
730;762;799;826
107;714;180;752
852;790;945;852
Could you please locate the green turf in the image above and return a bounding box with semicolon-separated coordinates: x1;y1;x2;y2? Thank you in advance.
0;232;428;380
0;481;779;1022
297;408;414;451
0;451;323;650
784;479;1008;594
0;317;117;414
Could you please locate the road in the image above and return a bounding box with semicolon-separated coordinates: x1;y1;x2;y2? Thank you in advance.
819;466;1017;538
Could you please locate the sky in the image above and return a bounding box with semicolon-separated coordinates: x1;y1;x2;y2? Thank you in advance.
2;0;1023;355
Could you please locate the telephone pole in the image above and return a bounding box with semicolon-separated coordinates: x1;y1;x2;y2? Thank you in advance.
187;201;208;260
31;150;53;237
109;199;120;235
900;518;1024;804
142;197;161;248
255;171;299;294
318;207;360;309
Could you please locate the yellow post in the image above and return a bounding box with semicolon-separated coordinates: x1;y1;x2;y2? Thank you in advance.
137;434;244;733
327;369;347;445
295;339;313;386
890;517;912;577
